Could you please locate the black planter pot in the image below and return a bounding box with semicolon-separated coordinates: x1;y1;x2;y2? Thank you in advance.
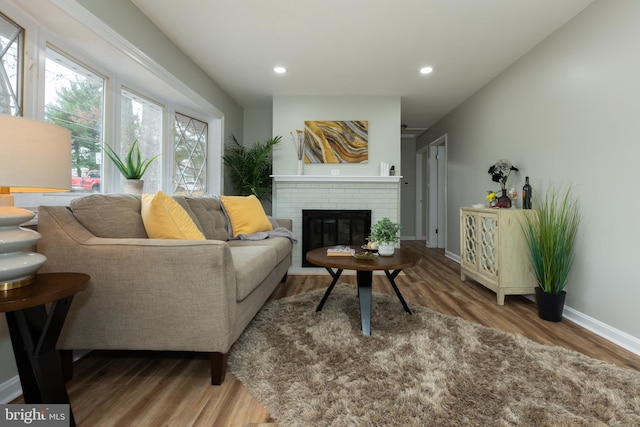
535;287;566;322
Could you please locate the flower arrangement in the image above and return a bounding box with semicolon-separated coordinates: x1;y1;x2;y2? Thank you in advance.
290;129;305;161
488;159;518;189
486;191;497;205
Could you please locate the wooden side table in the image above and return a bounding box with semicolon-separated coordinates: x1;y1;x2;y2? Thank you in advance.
1;272;90;427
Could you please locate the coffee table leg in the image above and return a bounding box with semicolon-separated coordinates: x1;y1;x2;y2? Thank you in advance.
385;270;412;315
316;268;344;312
357;270;372;336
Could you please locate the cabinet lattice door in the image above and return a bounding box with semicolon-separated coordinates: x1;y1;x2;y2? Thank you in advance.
460;207;537;305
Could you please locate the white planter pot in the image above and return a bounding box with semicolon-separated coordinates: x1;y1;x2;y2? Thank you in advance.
378;242;395;256
123;179;144;195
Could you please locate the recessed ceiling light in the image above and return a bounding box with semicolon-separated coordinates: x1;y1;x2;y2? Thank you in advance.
274;66;287;74
420;66;434;75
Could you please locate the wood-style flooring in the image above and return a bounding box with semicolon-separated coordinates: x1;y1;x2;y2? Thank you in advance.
12;241;640;426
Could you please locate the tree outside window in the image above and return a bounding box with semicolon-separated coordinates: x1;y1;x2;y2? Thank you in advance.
44;47;105;190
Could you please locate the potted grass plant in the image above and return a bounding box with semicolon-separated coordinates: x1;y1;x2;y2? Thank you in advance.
104;140;160;194
522;185;581;322
368;217;402;256
222;134;281;201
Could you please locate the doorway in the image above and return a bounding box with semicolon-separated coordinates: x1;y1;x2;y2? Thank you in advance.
416;134;447;249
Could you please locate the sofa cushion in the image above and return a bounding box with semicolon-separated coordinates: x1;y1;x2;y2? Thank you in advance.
141;191;206;240
180;196;229;241
227;237;292;266
229;245;278;301
219;195;273;238
70;194;147;238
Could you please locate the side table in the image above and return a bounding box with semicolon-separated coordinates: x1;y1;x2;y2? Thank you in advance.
1;272;90;427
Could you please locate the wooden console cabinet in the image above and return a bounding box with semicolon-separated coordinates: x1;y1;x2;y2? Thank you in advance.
460;207;537;305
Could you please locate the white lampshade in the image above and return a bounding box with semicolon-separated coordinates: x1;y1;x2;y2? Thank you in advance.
0;115;72;290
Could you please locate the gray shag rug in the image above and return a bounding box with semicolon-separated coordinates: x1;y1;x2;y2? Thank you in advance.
228;284;640;426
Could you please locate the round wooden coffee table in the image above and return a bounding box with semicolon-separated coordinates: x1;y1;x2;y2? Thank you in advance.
306;246;421;336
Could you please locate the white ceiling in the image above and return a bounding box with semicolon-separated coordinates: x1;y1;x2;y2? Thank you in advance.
131;0;593;134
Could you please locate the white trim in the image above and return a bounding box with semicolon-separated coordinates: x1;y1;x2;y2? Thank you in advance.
50;0;222;120
271;175;403;183
563;306;640;356
0;375;22;404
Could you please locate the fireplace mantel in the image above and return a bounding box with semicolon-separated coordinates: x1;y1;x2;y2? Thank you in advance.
271;175;402;183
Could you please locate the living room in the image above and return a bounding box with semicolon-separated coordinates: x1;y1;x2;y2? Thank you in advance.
1;0;640;424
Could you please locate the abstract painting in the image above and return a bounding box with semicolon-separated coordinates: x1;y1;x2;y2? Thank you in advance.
304;120;368;163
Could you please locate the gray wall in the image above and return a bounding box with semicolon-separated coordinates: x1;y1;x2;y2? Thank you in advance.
418;0;640;341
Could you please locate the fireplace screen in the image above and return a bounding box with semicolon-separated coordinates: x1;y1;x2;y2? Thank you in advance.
302;209;372;267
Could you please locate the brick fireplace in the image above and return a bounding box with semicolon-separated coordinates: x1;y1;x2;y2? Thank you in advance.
272;175;401;273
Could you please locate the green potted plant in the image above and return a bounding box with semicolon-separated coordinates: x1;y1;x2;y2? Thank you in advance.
104;140;160;194
522;185;581;322
368;217;402;256
222;134;281;201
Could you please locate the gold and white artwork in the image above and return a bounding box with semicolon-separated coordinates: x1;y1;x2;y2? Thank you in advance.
304;120;368;164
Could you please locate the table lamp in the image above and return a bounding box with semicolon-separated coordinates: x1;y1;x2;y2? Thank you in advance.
0;115;71;291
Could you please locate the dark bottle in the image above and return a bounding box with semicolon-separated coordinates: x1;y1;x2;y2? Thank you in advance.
522;176;532;209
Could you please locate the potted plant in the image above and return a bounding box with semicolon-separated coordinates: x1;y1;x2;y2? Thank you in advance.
222;134;282;201
368;217;402;256
522;185;581;322
104;140;160;194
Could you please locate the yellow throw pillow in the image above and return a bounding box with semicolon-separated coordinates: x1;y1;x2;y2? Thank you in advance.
220;195;273;238
141;191;206;240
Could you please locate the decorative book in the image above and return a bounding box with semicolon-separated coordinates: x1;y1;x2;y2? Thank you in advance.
326;246;355;256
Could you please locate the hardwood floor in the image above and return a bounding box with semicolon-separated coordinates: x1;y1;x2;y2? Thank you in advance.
12;241;640;426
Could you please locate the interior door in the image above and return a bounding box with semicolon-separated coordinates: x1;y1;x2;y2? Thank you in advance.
428;137;447;248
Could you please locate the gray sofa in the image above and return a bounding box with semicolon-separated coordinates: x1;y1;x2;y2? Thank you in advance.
36;194;293;385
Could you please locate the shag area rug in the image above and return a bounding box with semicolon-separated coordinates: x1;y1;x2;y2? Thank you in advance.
228;284;640;426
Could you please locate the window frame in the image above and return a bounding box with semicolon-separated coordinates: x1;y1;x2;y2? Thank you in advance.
5;1;223;209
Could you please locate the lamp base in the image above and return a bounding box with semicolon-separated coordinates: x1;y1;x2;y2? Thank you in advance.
0;206;46;290
1;275;36;291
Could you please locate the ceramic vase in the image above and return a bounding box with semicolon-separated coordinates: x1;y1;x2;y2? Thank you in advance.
378;242;395;256
297;159;304;175
123;179;144;195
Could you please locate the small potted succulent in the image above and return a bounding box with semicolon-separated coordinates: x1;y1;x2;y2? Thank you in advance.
104;140;159;194
368;217;402;256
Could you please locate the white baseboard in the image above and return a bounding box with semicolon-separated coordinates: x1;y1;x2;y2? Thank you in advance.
0;350;91;404
445;250;460;263
447;254;640;357
0;376;22;404
563;306;640;356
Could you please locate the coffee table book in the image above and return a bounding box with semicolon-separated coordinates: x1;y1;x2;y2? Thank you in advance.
326;246;355;256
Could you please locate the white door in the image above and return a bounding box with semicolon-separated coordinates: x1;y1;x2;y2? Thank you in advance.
428;136;447;248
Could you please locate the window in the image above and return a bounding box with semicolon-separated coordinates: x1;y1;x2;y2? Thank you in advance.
120;88;163;193
174;112;207;196
44;47;106;192
3;5;222;203
0;12;23;116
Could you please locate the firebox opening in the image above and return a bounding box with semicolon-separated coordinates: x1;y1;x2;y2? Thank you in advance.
302;209;372;267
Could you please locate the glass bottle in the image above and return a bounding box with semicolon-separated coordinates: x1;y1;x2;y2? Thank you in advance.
522;176;532;209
